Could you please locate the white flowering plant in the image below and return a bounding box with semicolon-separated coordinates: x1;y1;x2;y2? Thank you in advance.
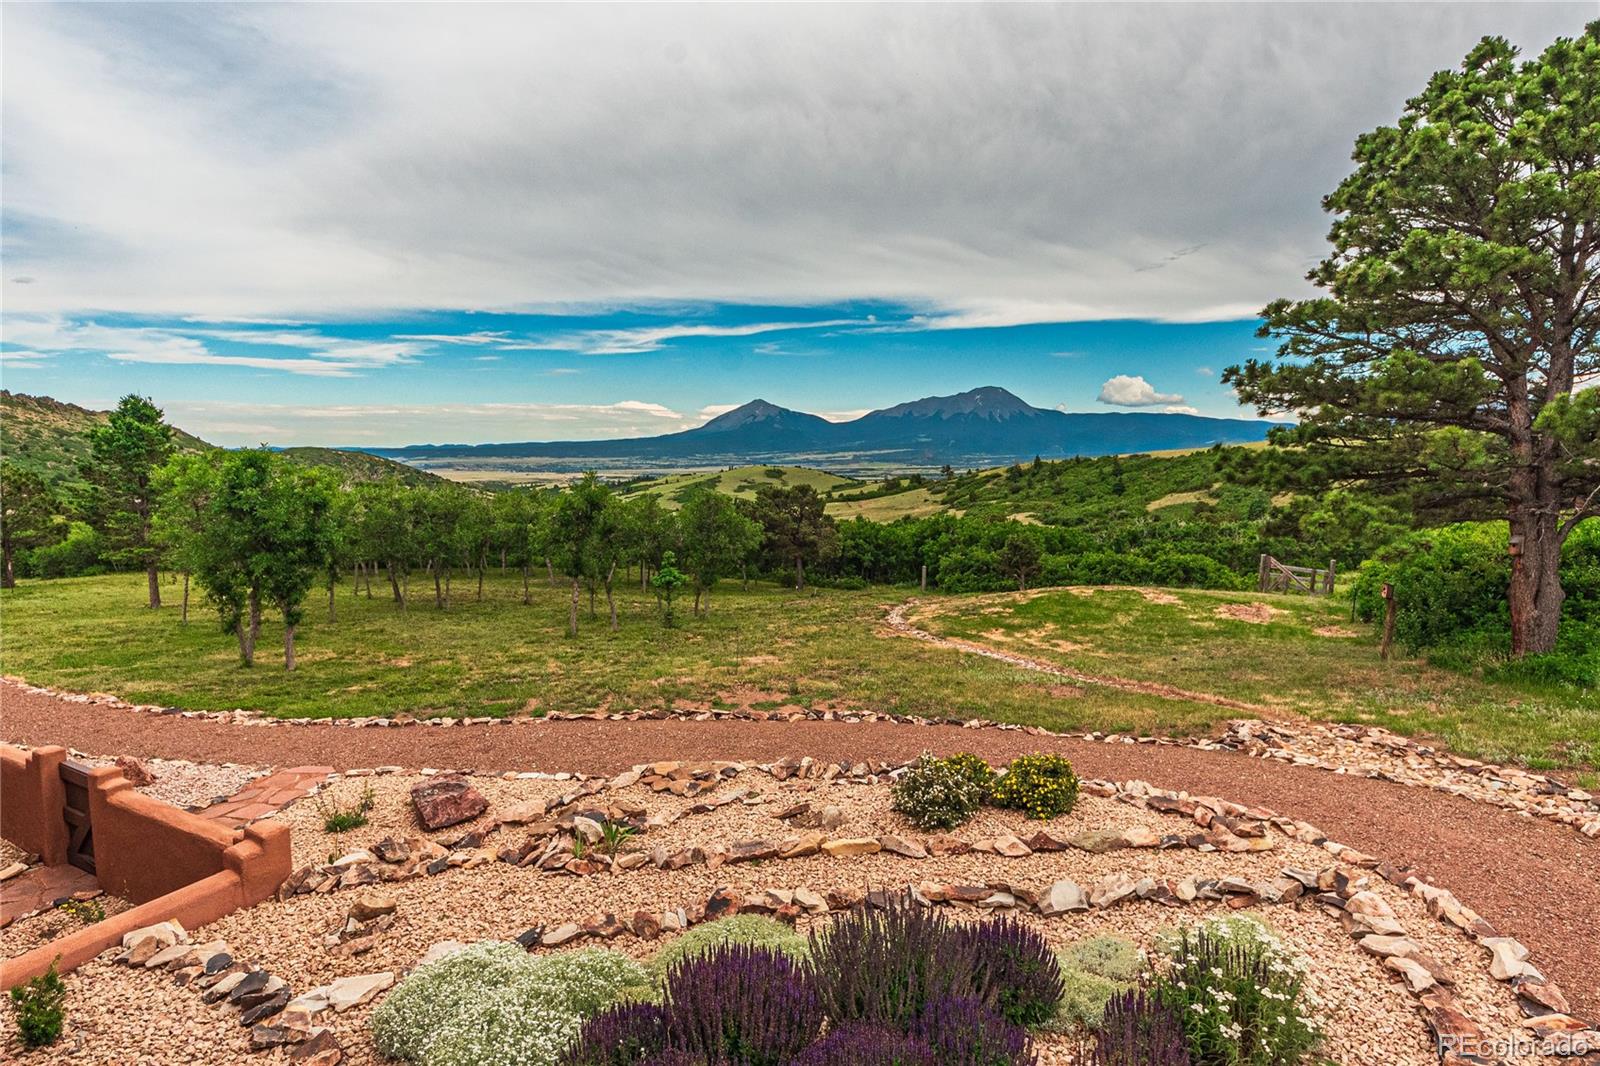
1151;917;1324;1065
369;941;651;1066
890;751;991;830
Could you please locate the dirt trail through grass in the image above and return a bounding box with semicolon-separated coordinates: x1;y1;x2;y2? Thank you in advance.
885;598;1279;717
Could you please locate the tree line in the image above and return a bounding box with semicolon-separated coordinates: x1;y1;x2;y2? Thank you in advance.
0;396;845;668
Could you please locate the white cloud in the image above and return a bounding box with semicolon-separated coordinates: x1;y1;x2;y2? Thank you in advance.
697;403;740;420
1;4;1581;321
1195;366;1215;377
163;400;695;447
528;320;867;356
1162;404;1201;416
0;349;52;368
1097;374;1184;407
0;315;426;377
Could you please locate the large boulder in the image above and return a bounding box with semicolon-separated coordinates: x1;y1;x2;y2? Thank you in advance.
410;776;488;831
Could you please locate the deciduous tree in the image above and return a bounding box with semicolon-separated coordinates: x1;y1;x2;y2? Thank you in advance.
84;395;175;608
676;489;761;614
1228;24;1600;656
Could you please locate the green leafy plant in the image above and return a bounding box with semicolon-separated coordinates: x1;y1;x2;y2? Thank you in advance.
598;822;636;859
891;752;989;830
58;898;105;924
9;957;67;1049
646;915;808;983
1062;935;1143;983
317;783;375;833
990;754;1079;820
652;551;689;627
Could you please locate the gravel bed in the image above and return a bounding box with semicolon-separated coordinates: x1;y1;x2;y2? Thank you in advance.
2;895;135;962
75;755;266;811
1;771;1549;1066
0;838;35;868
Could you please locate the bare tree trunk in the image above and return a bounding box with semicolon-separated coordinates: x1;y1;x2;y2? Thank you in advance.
568;577;579;637
181;572;190;624
606;562;618;632
795;556;805;590
547;557;557;588
1;546;13;589
238;588;261;666
521;563;530;605
1507;508;1565;657
444;564;452;608
388;561;404;604
500;548;507;573
694;580;703;617
364;562;373;598
284;623;297;671
433;560;444;609
589;582;596;618
1379;583;1397;661
147;562;162;609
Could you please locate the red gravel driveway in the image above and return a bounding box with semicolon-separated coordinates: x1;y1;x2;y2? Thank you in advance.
1;680;1594;1017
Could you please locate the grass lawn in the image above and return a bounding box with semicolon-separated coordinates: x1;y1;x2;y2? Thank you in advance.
919;587;1598;770
1;573;1593;768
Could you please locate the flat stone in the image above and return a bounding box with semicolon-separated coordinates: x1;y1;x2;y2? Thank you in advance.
1384;956;1438;993
1089;873;1138;908
1483;937;1532;981
122;920;187;965
793;887;828;914
820;837;882;857
289;1030;344;1065
878;835;927;859
541;923;582;946
1068;829;1128;854
1359;935;1422;961
726;840;779;863
240;989;291;1026
347;892;397;922
327;972;394;1012
410;776;488;831
778;833;824;859
1037;879;1088;916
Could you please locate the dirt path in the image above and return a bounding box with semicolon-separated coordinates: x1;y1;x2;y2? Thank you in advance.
2;679;1595;1017
884;600;1277;714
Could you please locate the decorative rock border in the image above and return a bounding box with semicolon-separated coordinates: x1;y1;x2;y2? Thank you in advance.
71;753;1594;1065
266;758;1593;1063
8;664;1596;840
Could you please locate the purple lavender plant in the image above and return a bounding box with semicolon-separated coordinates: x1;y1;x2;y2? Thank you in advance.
562;1002;668;1066
809;894;971;1029
911;996;1035;1066
1085;991;1191;1066
791;1024;936;1066
662;944;822;1066
957;916;1064;1028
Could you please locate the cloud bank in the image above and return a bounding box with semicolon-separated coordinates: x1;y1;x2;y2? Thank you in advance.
2;3;1585;324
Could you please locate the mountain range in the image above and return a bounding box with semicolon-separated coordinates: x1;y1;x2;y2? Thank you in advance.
370;387;1279;470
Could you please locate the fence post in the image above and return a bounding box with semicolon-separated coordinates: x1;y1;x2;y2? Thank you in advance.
1326;559;1336;594
1257;554;1269;593
920;564;927;592
1379;583;1397;661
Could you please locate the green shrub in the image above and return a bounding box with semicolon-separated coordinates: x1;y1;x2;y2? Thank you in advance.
940;752;997;793
370;942;650;1066
9;959;67;1049
1044;967;1128;1032
1061;935;1143;983
1152;917;1321;1066
317;783;375;833
891;752;990;830
990;754;1079;820
646;915;808;983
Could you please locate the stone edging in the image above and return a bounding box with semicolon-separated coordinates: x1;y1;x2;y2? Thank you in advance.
8;663;1596;842
265;758;1591;1063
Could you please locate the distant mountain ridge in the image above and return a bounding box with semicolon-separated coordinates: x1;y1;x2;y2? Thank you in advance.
373;386;1280;469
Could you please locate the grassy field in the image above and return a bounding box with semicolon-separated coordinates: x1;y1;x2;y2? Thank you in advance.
919;587;1598;769
623;465;859;508
1;574;1591;767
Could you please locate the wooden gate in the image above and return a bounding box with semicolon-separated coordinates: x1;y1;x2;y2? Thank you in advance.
1257;555;1336;596
60;759;95;873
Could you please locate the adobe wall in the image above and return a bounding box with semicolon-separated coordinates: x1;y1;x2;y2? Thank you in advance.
0;744;292;989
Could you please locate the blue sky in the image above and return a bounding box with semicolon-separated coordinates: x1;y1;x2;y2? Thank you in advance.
0;306;1269;445
1;4;1586;446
